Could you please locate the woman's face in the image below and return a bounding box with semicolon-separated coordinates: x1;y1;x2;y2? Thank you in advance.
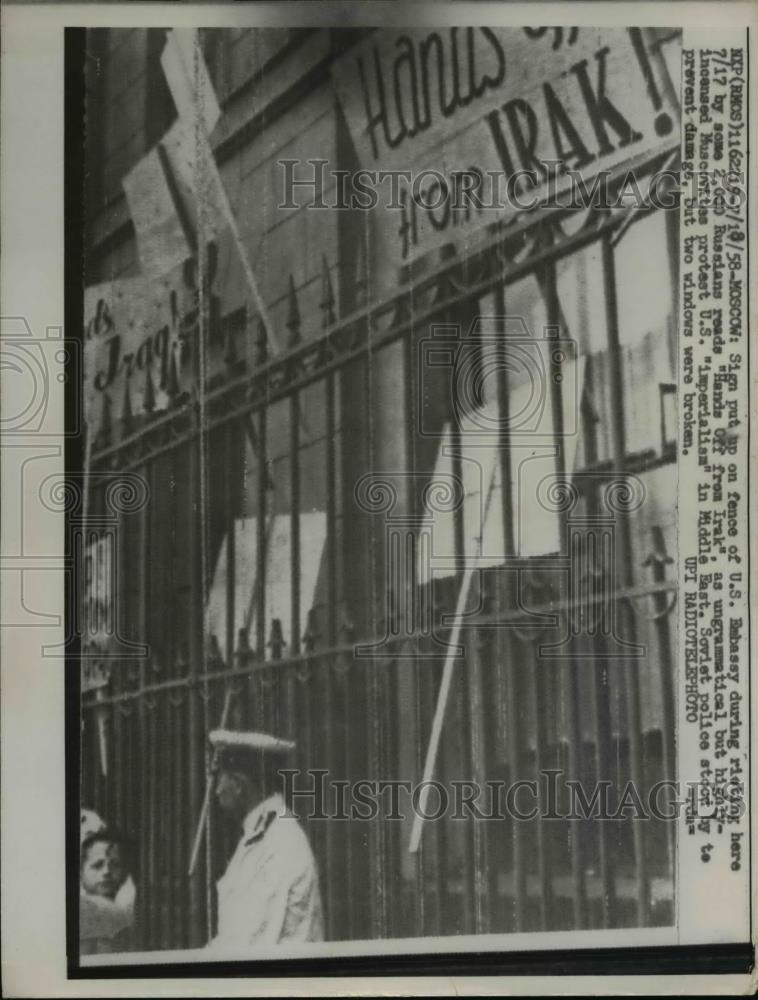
81;841;125;899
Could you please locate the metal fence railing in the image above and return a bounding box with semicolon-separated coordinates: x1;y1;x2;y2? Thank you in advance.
82;153;679;948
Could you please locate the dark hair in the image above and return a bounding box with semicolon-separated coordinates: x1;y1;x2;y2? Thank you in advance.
81;828;132;871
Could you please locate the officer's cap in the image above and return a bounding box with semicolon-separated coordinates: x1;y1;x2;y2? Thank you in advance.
209;728;296;756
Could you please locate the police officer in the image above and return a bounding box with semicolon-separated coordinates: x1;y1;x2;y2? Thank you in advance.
207;729;324;950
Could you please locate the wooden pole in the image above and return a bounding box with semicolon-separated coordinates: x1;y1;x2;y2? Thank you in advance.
187;685;233;877
408;446;500;854
408;564;474;853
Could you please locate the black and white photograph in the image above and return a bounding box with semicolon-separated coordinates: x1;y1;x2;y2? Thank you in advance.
76;20;685;957
0;2;754;992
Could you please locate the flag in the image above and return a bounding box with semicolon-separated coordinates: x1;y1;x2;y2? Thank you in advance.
121;30;224;278
159;116;228;242
122;146;192;278
159;26;280;357
161;28;221;135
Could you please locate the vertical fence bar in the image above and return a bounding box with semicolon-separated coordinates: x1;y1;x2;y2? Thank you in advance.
581;357;618;927
337;620;355;939
159;690;170;947
602;231;649;927
403;323;426;938
187;426;205;944
167;683;178;946
326;375;338;648
447;298;470;935
489;607;512;931
287;395;301;764
424;642;444;935
411;645;426;937
386;649;403;939
256;405;267;661
148;694;158;947
360;317;376;942
518;262;564;929
290;395;301;659
646;525;677;877
138;461;151;947
322;256;338;648
112;655;124;832
494;280;527;931
225;422;236;684
322;256;339;940
323;658;344;940
146;691;157;946
178;689;189;948
467;613;489;933
114;499;129;838
307;650;328;933
541;258;588;930
563;617;589;929
175;696;188;946
323;375;338;939
159;452;173;947
531;626;553;930
367;652;388;939
344;654;359;938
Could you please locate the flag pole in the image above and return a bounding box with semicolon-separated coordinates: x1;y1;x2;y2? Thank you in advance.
188;685;233;877
166;29;309;883
408;449;501;854
180;37;283;883
408;565;474;854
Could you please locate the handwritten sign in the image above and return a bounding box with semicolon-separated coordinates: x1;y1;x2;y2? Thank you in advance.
83;254;221;439
332;27;680;265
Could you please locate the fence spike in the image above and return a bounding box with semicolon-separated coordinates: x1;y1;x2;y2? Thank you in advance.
642;524;674;572
120;377;133;430
302;608;321;653
167;345;181;402
143;363;156;414
223;320;237;366
286;275;302;347
206;633;223;666
99;391;112;445
354;233;368;308
320;255;336;329
268;618;285;660
175;641;189;673
255;316;268;367
339;611;356;644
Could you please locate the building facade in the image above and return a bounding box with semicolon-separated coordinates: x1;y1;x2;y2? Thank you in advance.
80;26;682;949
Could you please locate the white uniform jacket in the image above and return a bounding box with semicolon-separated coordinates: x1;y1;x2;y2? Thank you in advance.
210;793;324;950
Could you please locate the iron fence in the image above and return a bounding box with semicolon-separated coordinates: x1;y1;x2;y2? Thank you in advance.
82;149;680;947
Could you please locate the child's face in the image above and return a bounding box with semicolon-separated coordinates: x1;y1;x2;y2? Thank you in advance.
81;841;125;899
